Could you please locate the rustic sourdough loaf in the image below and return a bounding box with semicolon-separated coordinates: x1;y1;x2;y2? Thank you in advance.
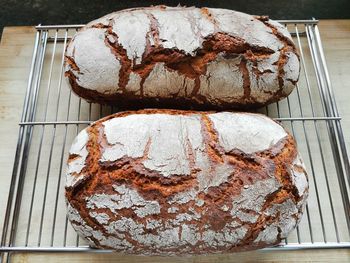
64;6;299;109
65;110;308;255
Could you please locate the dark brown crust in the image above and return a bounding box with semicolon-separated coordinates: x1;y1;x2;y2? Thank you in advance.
64;8;300;109
66;76;286;111
66;110;307;254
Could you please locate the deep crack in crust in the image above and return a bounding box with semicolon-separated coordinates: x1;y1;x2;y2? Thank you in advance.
65;110;308;255
64;6;300;110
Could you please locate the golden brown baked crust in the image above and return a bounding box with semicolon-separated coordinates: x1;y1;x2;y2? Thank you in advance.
65;110;308;255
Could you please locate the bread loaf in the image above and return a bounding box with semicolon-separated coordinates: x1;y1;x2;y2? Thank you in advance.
65;110;308;255
64;6;299;109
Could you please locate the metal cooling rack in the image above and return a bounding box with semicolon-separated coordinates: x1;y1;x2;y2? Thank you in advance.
1;20;350;261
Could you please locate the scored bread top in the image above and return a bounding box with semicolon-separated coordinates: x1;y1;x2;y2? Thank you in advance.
65;6;300;109
65;110;308;255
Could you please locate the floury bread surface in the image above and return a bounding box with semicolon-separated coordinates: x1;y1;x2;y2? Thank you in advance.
65;6;300;109
65;110;308;255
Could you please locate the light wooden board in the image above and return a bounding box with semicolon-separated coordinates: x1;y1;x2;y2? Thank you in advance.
1;21;350;262
0;26;37;239
9;249;350;263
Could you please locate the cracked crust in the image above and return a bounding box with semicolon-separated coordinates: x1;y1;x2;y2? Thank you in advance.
64;6;300;110
65;110;308;255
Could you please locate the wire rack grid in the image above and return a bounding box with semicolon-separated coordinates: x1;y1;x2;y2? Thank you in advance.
1;20;350;261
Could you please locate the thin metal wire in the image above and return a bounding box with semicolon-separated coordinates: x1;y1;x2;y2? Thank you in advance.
50;29;69;246
8;30;48;247
286;96;303;244
280;40;306;243
284;29;315;244
25;29;57;246
9;30;48;250
1;242;350;253
37;30;59;246
313;23;350;200
0;31;42;263
306;25;350;236
2;21;350;254
0;31;40;249
278;20;319;24
295;25;340;242
62;90;73;247
305;26;330;119
17;117;342;125
17;31;48;246
313;25;350;187
295;83;327;242
36;25;85;29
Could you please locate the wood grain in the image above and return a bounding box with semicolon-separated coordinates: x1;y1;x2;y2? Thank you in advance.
1;21;350;262
0;26;36;236
9;249;350;263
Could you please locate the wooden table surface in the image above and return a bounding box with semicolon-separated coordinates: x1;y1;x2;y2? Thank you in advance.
1;20;350;262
